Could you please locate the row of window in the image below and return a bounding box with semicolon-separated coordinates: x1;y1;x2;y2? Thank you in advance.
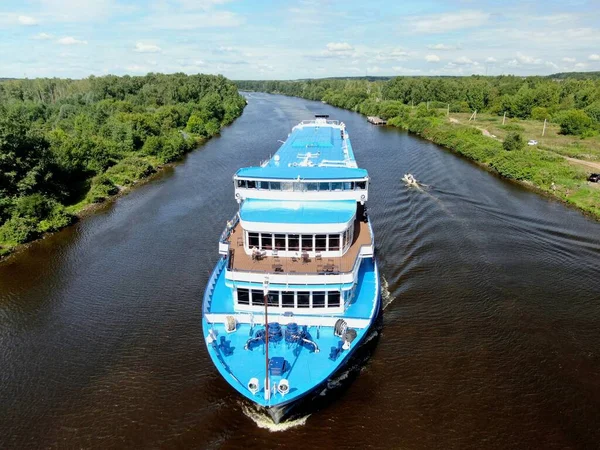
236;289;342;308
236;179;367;192
247;229;352;252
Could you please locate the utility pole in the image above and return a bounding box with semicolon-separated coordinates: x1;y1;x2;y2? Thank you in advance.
502;111;506;125
542;118;547;136
447;103;450;116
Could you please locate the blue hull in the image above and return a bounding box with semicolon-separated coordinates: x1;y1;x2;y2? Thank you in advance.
201;258;382;423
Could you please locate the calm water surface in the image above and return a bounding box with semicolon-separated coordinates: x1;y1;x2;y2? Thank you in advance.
1;93;599;449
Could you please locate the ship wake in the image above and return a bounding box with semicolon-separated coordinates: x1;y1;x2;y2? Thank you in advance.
241;402;310;432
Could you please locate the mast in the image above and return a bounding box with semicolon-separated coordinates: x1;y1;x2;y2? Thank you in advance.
263;277;270;401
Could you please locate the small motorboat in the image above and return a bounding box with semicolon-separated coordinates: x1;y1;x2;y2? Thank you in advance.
402;173;419;188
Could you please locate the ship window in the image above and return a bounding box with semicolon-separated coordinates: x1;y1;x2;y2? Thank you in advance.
274;234;286;250
267;291;280;307
301;235;313;251
344;182;354;190
247;180;256;189
328;291;341;307
248;232;259;248
297;292;310;308
237;179;247;188
313;292;326;308
288;234;299;251
294;182;305;192
281;182;293;191
318;182;330;191
306;182;318;191
282;291;295;308
315;235;327;251
329;234;340;251
331;182;342;191
257;181;268;190
261;233;273;250
356;181;367;190
270;181;280;190
251;290;263;306
237;288;250;305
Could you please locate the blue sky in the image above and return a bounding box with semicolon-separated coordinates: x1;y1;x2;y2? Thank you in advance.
1;0;599;79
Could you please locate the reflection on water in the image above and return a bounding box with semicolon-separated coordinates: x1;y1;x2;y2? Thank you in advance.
1;93;600;449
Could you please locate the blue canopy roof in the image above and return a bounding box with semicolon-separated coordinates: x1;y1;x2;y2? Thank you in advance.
235;123;368;180
240;199;357;224
236;166;368;180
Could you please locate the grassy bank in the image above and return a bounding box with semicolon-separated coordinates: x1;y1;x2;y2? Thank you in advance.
387;109;599;218
0;74;246;259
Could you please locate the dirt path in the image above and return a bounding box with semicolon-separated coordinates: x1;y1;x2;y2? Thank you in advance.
563;156;600;172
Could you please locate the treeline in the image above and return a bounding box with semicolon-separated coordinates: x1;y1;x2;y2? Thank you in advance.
236;75;600;136
0;73;245;252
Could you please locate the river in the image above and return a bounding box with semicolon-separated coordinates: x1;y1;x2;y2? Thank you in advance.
1;93;599;449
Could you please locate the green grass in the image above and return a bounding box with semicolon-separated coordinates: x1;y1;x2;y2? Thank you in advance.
388;111;599;220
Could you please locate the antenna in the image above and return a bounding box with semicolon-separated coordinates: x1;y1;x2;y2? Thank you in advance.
263;276;270;402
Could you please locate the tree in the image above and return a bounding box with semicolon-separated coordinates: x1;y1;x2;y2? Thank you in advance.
557;109;593;135
503;132;524;151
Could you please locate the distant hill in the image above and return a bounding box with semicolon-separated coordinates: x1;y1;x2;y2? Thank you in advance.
548;71;600;80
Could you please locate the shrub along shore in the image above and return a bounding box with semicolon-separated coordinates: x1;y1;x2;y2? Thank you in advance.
237;76;600;220
0;73;246;259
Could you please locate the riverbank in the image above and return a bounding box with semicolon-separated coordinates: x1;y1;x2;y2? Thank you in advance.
386;111;600;220
0;74;247;261
0;137;205;262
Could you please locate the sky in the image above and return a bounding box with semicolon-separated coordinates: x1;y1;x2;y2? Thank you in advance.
1;0;599;80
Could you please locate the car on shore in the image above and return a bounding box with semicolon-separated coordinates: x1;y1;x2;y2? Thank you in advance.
527;139;538;146
588;173;600;183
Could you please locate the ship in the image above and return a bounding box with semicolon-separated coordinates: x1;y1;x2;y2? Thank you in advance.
202;115;381;423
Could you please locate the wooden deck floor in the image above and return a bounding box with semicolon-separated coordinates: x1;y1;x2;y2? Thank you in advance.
227;220;372;274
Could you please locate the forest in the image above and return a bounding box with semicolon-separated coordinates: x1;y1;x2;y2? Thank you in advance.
236;74;600;135
0;73;246;254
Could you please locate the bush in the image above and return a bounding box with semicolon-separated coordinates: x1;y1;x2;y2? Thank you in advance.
104;157;155;186
584;101;600;124
557;109;593;135
14;193;52;220
0;216;38;244
503;132;524;151
37;204;74;232
86;174;119;203
531;106;549;121
500;123;525;132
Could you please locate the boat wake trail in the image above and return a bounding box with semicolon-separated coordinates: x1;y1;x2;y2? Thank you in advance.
240;402;310;432
381;276;395;310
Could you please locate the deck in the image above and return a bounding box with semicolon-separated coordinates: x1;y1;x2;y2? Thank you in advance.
226;219;372;275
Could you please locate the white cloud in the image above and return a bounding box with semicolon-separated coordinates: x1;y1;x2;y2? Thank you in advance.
410;10;489;33
427;43;458;51
545;61;558;69
589;54;600;61
140;11;243;30
453;56;475;65
486;57;497;62
125;64;149;73
374;48;410;61
575;62;588;68
326;42;353;53
366;66;381;74
516;52;542;65
18;15;38;25
135;42;161;53
562;57;576;63
33;32;54;40
57;36;88;45
392;66;421;74
425;54;440;62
